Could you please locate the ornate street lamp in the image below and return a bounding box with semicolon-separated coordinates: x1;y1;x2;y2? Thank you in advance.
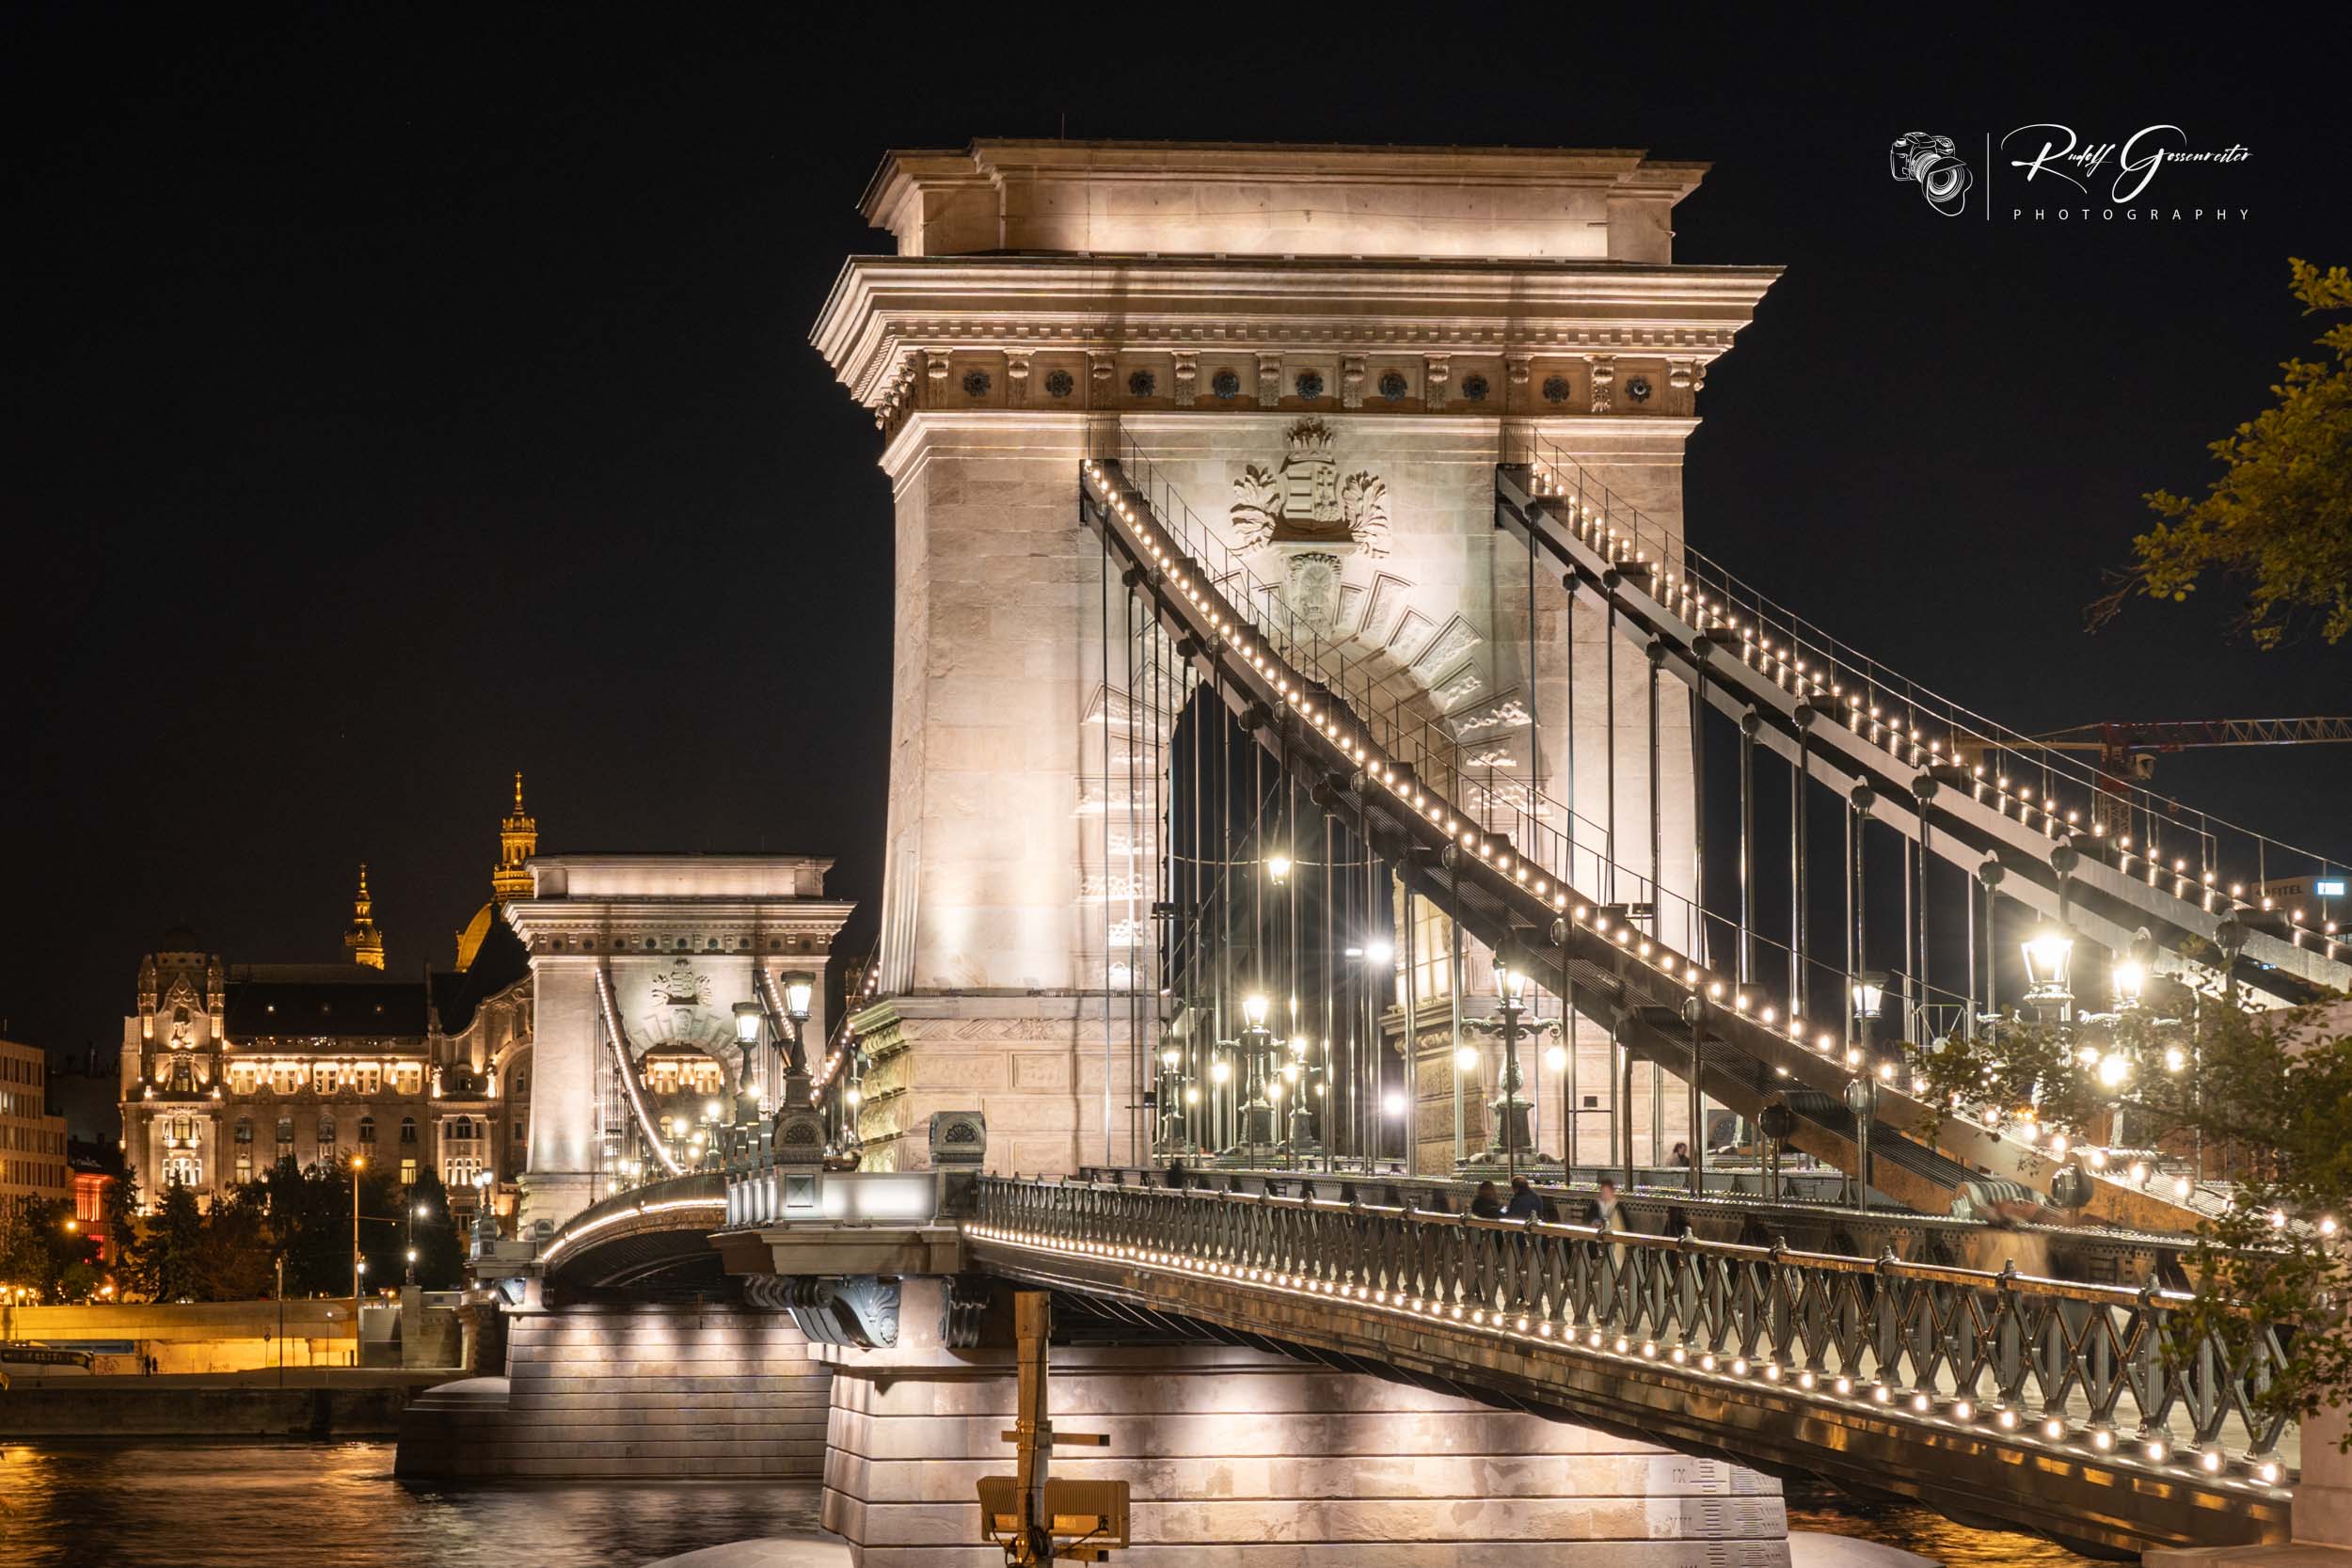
1157;1045;1189;1154
1236;996;1274;1156
2022;927;2075;1022
1851;975;1886;1026
1848;970;1892;1210
783;974;816;1023
1493;956;1533;1179
349;1154;367;1357
2111;959;2147;1013
771;969;817;1092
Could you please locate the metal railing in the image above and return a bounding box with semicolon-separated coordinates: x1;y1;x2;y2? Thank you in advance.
972;1177;2298;1481
1092;438;1972;1024
1505;426;2349;933
1082;454;2199;1225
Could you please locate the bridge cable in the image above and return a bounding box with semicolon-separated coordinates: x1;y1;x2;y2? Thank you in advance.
591;963;688;1178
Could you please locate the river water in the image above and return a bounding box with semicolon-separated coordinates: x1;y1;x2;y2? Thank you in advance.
0;1442;2099;1568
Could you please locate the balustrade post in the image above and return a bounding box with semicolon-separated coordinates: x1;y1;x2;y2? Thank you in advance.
1872;1250;1903;1394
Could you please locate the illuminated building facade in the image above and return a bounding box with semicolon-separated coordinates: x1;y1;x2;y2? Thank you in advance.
117;789;540;1216
1;1037;72;1220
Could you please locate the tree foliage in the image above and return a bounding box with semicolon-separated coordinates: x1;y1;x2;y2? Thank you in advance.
134;1181;206;1303
98;1158;423;1303
193;1187;276;1302
0;1197;102;1302
1915;991;2352;1438
2090;259;2352;647
405;1168;468;1290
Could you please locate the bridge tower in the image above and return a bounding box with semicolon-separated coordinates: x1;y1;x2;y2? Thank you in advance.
504;854;854;1228
815;141;1776;1175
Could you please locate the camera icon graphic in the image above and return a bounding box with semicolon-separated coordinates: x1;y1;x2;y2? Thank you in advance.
1890;132;1973;216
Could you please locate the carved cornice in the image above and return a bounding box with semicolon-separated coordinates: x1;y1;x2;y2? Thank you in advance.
812;255;1779;413
503;898;857;958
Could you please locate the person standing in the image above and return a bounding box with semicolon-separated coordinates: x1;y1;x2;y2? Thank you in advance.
1470;1180;1503;1219
1583;1178;1621;1228
1502;1176;1543;1220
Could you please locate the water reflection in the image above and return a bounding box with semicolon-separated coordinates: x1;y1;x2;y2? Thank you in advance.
1787;1480;2105;1567
1;1441;2116;1568
0;1443;821;1568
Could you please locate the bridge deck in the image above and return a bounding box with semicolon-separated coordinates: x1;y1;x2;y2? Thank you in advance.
969;1177;2293;1559
541;1165;2300;1557
1082;455;2210;1236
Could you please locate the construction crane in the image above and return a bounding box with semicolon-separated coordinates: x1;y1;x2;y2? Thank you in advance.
2010;718;2352;837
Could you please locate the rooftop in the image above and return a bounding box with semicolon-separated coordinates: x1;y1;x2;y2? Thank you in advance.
525;853;836;902
223;976;431;1038
860;138;1709;263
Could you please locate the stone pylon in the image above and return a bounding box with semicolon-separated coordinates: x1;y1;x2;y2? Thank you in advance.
814;141;1775;1176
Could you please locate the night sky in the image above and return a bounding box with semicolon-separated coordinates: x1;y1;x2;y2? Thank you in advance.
7;13;2347;1062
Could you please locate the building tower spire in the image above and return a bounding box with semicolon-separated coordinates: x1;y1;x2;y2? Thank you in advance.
344;863;386;970
492;771;537;904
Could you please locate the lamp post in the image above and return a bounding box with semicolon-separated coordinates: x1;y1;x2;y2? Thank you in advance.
1281;1037;1318;1165
1849;973;1889;1210
783;974;816;1132
1238;994;1274;1159
1157;1047;1189;1154
1208;1054;1232;1157
733;1001;765;1106
747;970;819;1142
350;1155;365;1363
406;1196;428;1286
1494;957;1531;1180
1265;852;1294;1133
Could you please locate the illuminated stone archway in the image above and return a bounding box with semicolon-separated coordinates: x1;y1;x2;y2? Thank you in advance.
505;854;853;1230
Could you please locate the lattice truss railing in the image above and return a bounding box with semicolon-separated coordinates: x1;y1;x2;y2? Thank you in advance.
973;1178;2298;1483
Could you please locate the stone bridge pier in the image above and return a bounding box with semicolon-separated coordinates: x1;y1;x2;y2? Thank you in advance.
706;1156;1790;1566
821;1277;1788;1568
395;1284;833;1480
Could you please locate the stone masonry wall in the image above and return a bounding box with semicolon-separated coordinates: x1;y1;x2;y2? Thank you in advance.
394;1300;830;1479
821;1341;1788;1567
